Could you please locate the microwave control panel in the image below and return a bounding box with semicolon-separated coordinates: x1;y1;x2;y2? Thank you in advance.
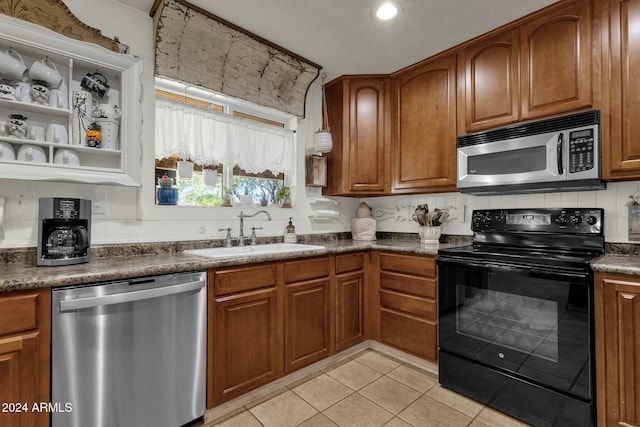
568;129;595;173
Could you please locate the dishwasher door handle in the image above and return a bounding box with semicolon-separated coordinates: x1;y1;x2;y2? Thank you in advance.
59;280;205;311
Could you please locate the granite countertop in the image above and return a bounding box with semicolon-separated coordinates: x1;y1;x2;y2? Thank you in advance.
592;253;640;276
0;239;462;293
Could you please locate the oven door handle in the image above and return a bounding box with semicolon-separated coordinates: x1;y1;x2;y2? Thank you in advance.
437;257;589;280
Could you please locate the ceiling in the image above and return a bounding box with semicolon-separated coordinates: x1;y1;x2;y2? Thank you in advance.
117;0;559;80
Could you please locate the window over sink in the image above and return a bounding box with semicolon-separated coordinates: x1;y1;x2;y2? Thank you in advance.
154;78;295;207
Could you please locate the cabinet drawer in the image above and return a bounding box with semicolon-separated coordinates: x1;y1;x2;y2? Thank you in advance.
380;308;437;361
214;264;278;296
380;272;436;299
380;290;436;321
379;252;436;277
285;257;330;283
336;252;364;274
0;292;39;335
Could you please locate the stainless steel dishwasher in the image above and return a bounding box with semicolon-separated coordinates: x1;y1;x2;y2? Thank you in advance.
51;271;207;427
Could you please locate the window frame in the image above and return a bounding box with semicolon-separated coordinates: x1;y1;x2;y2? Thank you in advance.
151;77;297;210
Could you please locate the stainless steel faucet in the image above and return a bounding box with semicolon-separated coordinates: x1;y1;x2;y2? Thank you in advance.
238;210;272;246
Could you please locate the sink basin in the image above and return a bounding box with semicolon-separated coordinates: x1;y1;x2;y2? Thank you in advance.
184;243;325;259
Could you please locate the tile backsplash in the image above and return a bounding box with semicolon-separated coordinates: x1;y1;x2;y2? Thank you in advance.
362;180;640;244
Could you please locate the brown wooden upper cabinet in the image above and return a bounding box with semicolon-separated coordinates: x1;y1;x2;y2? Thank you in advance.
391;53;458;193
323;76;390;196
602;0;640;180
460;0;593;133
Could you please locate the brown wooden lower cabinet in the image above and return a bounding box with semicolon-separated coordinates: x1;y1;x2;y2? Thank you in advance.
284;278;330;372
595;272;640;427
373;251;438;362
284;257;331;373
335;253;367;352
208;264;281;407
0;288;50;427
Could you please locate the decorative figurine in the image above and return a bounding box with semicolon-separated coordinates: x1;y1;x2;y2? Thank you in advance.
7;114;28;139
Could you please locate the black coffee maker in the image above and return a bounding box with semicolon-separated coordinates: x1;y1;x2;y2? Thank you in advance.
37;198;91;266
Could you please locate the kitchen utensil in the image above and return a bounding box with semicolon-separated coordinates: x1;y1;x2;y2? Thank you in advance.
71;90;96;145
17;144;47;162
29;58;63;89
28;125;45;141
0;48;28;82
48;88;68;109
46;124;68;144
94;117;119;150
54;148;80;166
13;81;31;103
0;142;15;160
94;104;121;121
80;72;109;97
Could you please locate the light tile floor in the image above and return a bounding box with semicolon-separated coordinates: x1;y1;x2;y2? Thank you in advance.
204;350;531;427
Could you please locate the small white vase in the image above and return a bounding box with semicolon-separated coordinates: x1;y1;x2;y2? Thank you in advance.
418;226;441;245
202;168;218;186
177;160;194;180
313;131;333;153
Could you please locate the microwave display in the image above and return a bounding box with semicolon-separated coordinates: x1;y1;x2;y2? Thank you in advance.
569;129;594;173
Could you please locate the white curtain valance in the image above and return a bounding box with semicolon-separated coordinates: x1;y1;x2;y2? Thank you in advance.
155;98;295;175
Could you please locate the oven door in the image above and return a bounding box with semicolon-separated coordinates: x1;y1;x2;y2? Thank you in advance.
457;130;565;189
438;257;593;401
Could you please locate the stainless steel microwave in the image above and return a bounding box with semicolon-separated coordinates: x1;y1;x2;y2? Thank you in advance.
457;110;605;195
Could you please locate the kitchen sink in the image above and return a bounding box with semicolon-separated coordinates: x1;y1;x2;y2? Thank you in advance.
184;243;325;259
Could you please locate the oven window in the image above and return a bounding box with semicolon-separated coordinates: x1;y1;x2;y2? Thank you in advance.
439;266;591;399
467;146;546;175
456;286;559;363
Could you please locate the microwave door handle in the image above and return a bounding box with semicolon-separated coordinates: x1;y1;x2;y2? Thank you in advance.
557;133;564;175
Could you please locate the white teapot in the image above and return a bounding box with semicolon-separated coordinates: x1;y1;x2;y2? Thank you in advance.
94;104;121;121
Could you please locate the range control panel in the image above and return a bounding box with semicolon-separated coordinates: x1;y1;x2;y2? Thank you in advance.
472;208;603;234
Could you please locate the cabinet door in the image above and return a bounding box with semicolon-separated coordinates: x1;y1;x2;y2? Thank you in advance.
336;271;365;352
348;78;388;193
0;289;50;427
392;53;457;193
284;278;330;372
323;76;389;196
597;275;640;427
212;288;279;405
462;28;520;132
603;0;640;180
520;0;592;120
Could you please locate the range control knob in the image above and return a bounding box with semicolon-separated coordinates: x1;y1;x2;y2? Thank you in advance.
555;212;568;225
585;215;598;226
569;215;583;226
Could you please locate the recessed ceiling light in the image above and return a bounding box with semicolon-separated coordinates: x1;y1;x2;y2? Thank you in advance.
375;3;400;21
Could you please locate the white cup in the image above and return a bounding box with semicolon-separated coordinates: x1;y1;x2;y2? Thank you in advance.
0;142;15;160
17;145;46;163
53;148;80;166
13;82;31;103
48;88;68;109
29;58;63;89
28;125;45;141
46;124;68;144
0;48;28;82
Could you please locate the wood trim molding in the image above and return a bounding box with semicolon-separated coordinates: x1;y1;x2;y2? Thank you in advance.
0;0;118;52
